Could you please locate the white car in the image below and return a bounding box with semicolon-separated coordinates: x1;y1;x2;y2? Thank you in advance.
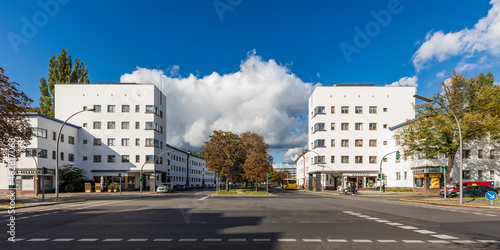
156;183;173;193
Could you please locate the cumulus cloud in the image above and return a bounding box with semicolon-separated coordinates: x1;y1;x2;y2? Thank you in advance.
283;147;304;162
436;70;446;79
387;76;418;87
120;51;312;151
412;0;500;71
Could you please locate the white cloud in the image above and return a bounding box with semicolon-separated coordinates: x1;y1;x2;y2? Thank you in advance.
436;70;446;79
387;76;418;87
412;0;500;71
120;51;312;151
283;147;304;162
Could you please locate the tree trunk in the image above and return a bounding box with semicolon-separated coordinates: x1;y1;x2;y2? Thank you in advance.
446;154;455;184
226;179;229;192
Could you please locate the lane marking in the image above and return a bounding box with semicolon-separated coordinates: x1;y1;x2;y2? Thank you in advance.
353;239;372;243
128;238;148;241
153;239;173;241
198;196;209;201
432;235;458;240
414;230;436;234
228;239;246;242
472;212;483;215
485;214;497;216
399;226;419;230
253;239;271;242
328;239;347;242
386;222;403;226
77;238;99;241
453;240;475;244
52;238;74;241
103;238;123;242
278;239;296;242
203;238;222;242
179;239;197;242
378;240;397;243
478;240;499;243
428;240;449;243
303;239;322;242
27;238;49;241
403;240;424;243
366;217;380;220
375;220;390;223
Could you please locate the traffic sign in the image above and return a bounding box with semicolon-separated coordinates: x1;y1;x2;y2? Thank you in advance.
485;191;498;201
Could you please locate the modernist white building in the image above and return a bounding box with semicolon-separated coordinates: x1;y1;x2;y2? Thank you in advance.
0;83;212;194
296;84;416;190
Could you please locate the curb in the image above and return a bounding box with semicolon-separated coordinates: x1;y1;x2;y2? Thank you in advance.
399;199;500;209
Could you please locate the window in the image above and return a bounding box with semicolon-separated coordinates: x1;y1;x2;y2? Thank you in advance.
122;155;130;163
355;106;363;114
369;106;377;114
145;122;156;130
83;140;87;144
121;121;130;129
404;171;407;180
136;155;140;163
122;105;130;112
314;106;325;115
330;106;335;114
369;123;377;130
331;156;335;163
135;121;140;129
108;155;115;163
369;156;377;163
341;139;349;147
330;123;335;130
83;156;87;161
341;156;349;163
135;105;140;112
341;123;349;131
60;152;64;161
83;123;87;127
341;106;349;114
146;105;155;113
145;138;154;147
355;123;363;130
383;141;388;145
122;138;130;146
68;136;75;145
383;107;387;112
107;138;115;146
108;121;115;129
68;154;74;162
53;131;56;140
463;170;471;179
136;138;140;146
383;158;387;162
32;128;47;138
355;139;363;147
93;138;101;146
331;139;335;147
490;149;495;159
313;156;325;164
94;105;101;112
491;170;495;179
463;150;471;159
369;139;377;147
355;156;363;163
25;148;37;157
478;170;483;180
146;155;155;163
93;122;101;129
52;151;56;159
314;123;325;132
396;172;401;180
313;139;325;148
160;111;163;118
60;134;64;142
383;124;388;129
478;149;483;159
107;105;115;113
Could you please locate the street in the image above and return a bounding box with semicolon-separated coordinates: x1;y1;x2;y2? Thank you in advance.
2;189;500;249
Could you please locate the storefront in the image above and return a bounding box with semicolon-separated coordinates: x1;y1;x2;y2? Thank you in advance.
412;167;443;193
14;169;55;194
341;172;379;190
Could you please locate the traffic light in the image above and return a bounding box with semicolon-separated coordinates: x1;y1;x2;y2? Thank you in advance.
382;174;385;180
267;173;271;178
396;151;400;160
166;159;170;166
140;174;143;181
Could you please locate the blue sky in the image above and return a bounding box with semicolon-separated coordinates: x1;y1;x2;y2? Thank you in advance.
1;0;499;165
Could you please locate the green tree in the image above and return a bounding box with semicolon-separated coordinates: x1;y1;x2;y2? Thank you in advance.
39;48;90;117
240;132;273;191
59;165;89;192
394;71;500;183
201;130;245;191
0;67;33;161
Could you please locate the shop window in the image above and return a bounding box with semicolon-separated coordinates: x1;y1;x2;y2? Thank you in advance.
414;174;424;188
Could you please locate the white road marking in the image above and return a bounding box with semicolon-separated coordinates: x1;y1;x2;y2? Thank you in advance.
472;212;483;215
253;239;271;242
366;217;380;220
353;239;372;243
399;226;419;230
153;239;172;241
432;235;458;240
278;239;296;242
485;214;497;216
179;239;197;242
198;196;209;200
103;238;123;241
428;240;449;243
27;238;49;241
403;240;424;243
414;230;436;234
356;215;369;218
378;240;397;243
203;238;222;242
386;222;403;226
478;240;499;243
128;238;148;241
327;239;347;242
52;238;74;241
303;239;322;242
375;220;390;223
453;240;475;243
77;238;99;241
228;239;246;242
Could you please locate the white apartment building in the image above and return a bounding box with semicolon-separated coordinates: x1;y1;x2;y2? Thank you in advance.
0;113;80;194
296;84;416;191
166;144;214;187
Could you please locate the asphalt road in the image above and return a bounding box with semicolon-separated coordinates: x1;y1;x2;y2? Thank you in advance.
2;188;500;249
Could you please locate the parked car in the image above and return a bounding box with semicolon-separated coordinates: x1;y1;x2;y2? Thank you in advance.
156;183;173;193
195;184;201;189
177;184;186;191
449;186;497;198
440;181;493;197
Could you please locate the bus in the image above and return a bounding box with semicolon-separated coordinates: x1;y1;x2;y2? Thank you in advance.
282;178;297;190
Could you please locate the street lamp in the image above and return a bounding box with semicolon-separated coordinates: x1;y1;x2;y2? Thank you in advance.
56;108;94;202
140;149;174;194
303;149;332;192
413;94;463;204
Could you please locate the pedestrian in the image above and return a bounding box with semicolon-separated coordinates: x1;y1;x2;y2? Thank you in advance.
382;183;385;192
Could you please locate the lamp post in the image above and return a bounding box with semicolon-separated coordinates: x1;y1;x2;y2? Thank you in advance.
140;149;174;194
303;149;332;192
56;108;94;202
413;94;463;204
